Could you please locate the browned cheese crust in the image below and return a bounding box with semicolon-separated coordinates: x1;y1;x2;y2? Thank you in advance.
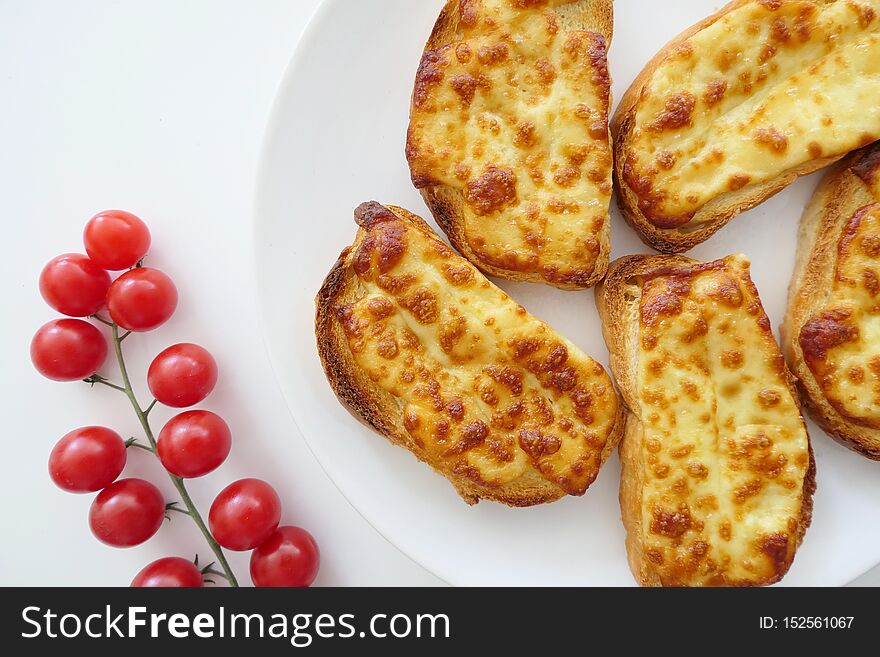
596;254;815;586
783;141;880;459
316;202;623;506
612;0;880;253
407;0;615;289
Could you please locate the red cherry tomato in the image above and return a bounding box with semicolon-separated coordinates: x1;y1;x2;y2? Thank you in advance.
89;478;165;547
39;253;111;317
131;557;203;588
157;410;231;478
106;267;177;331
250;526;320;587
83;210;151;271
49;426;126;493
209;479;281;551
31;319;108;381
148;343;218;408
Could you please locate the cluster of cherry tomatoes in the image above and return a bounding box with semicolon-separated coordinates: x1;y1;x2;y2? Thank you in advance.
32;210;319;587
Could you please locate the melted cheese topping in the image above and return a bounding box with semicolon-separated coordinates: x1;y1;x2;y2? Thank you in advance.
335;203;619;497
636;255;809;585
407;0;612;287
800;204;880;427
624;0;880;228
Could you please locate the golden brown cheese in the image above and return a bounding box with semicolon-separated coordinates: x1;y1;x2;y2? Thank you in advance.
635;255;810;585
335;202;620;497
624;0;880;228
407;0;612;286
800;204;880;427
852;144;880;199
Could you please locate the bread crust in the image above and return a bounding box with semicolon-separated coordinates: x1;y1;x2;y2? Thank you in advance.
596;254;816;586
782;143;880;460
611;0;847;254
410;0;614;289
316;203;624;506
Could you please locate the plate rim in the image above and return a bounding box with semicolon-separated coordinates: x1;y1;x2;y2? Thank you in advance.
252;0;453;586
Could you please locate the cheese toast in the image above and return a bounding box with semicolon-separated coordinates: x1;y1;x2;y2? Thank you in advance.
316;202;623;506
612;0;880;253
406;0;614;289
783;142;880;459
596;254;814;586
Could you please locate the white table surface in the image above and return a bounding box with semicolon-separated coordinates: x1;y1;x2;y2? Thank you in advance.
0;0;875;587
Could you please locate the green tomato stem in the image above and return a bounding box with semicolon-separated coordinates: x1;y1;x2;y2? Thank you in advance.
108;323;239;587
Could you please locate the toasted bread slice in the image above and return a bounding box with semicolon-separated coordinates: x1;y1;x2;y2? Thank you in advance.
406;0;614;289
316;202;623;506
596;254;815;586
612;0;880;253
783;142;880;459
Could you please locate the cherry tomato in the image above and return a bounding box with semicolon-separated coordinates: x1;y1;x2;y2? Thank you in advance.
209;479;281;551
39;253;111;317
157;410;231;478
131;557;203;588
106;267;177;331
83;210;151;270
89;478;165;547
31;319;108;381
250;526;320;587
49;426;126;493
148;343;218;408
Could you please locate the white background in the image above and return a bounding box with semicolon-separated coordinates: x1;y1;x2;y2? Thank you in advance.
0;0;875;587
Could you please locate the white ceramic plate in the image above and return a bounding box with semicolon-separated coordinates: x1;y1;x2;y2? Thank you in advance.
254;0;880;585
